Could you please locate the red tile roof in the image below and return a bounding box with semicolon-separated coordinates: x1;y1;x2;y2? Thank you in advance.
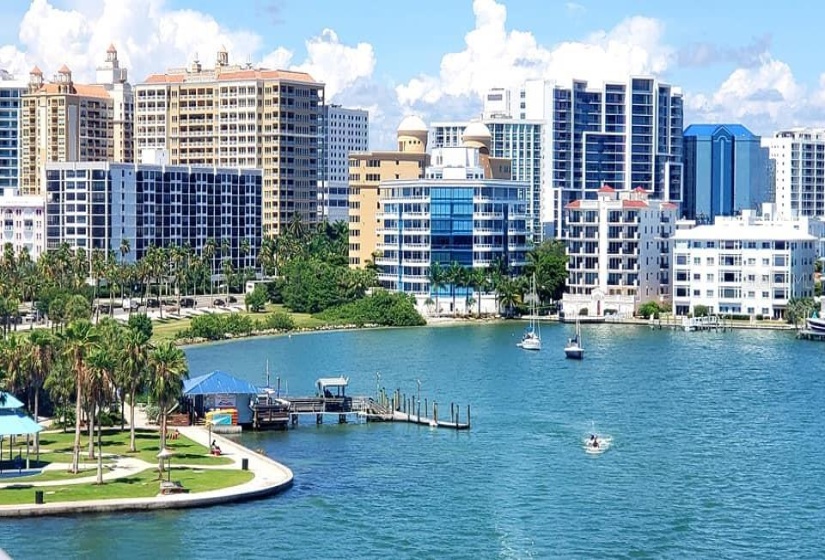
633;186;647;192
661;202;678;209
566;200;582;209
622;200;648;208
597;185;615;193
142;68;320;85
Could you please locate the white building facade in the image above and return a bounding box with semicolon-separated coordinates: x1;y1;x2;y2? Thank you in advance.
562;186;678;317
320;105;368;223
671;212;816;319
762;128;825;219
431;119;543;241
376;145;529;316
481;77;684;239
0;188;46;259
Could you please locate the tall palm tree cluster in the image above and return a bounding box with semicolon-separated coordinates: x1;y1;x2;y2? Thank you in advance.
426;240;568;317
0;316;188;483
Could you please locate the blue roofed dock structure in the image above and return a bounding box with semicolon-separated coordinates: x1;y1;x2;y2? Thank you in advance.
183;370;261;426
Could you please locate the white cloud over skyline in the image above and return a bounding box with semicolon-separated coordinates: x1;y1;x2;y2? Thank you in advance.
2;0;825;148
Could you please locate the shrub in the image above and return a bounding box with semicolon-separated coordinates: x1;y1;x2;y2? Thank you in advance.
261;312;295;331
693;304;710;318
315;290;425;327
185;313;255;340
245;284;268;312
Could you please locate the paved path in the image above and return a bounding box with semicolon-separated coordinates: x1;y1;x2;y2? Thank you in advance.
0;425;293;517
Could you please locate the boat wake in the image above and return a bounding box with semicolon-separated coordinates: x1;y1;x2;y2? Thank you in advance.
583;434;612;455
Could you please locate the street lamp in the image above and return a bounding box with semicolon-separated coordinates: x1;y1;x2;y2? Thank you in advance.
416;379;421;407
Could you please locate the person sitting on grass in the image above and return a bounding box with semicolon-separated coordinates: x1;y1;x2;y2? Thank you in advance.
210;440;222;456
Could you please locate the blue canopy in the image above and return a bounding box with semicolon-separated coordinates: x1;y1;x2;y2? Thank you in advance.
0;410;44;437
0;392;24;410
183;370;260;396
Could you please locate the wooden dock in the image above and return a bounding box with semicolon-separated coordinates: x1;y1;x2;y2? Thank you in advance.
251;378;470;431
797;329;825;341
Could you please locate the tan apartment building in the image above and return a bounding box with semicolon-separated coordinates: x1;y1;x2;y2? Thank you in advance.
134;48;324;237
20;46;133;194
348;116;430;267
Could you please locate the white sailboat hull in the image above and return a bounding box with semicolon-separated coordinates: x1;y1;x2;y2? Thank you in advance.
564;345;583;360
518;336;542;351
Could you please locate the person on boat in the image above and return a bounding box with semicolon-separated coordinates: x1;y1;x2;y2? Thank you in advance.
590;434;598;448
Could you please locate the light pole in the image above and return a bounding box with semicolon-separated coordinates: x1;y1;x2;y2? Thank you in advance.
416;379;421;408
376;372;381;400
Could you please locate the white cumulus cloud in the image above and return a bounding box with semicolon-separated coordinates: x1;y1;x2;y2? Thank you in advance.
396;0;674;107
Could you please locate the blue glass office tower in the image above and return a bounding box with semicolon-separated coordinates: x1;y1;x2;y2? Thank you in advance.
683;124;769;221
0;72;26;190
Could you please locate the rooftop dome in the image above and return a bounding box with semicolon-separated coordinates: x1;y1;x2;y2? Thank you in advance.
397;115;428;134
463;122;492;139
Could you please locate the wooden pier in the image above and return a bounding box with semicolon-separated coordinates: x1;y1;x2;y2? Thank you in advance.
251;377;470;431
797;329;825;342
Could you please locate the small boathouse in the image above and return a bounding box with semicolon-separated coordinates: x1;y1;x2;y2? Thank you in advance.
183;370;261;426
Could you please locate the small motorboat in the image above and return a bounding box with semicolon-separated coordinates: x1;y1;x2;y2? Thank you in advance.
564;318;583;359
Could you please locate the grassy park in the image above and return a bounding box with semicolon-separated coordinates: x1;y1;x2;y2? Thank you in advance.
0;428;244;505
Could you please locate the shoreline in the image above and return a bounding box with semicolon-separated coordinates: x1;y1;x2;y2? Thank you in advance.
173;314;801;349
0;425;293;519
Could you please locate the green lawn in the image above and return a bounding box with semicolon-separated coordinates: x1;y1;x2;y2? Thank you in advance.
3;467;107;483
150;303;344;343
31;429;232;467
0;467;254;505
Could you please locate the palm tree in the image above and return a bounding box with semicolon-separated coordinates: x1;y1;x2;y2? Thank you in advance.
203;238;217;303
90;249;106;322
119;238;131;264
428;262;446;317
148;341;188;470
62;319;99;474
470;267;488;317
25;330;58;461
119;327;149;452
86;345;117;484
446;262;464;316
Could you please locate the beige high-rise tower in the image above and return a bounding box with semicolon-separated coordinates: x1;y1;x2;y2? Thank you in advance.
134;49;325;237
348;116;430;268
20;46;133;194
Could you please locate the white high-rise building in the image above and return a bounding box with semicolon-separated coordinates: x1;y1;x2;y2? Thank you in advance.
431;119;543;241
320;105;368;223
671;211;816;319
762;128;825;219
0;70;26;191
0;188;46;259
480;77;684;238
562;186;678;317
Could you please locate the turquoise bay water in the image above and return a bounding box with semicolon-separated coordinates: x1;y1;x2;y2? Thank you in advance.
2;323;824;559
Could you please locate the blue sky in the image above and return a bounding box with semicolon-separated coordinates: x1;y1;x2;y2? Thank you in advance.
2;0;825;147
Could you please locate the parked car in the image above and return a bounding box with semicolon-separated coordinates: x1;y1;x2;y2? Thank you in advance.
227;295;237;303
213;298;225;307
180;297;196;308
147;298;160;308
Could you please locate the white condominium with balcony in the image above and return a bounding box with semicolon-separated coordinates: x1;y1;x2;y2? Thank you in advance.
0;188;46;259
762;128;825;219
134;48;324;237
562;186;677;317
671;211;816;319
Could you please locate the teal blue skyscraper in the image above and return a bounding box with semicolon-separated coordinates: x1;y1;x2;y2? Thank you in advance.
683;124;769;221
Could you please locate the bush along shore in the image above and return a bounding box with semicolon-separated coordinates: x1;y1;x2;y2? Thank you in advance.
174;291;425;345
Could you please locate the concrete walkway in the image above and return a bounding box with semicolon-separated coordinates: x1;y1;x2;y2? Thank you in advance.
0;424;293;518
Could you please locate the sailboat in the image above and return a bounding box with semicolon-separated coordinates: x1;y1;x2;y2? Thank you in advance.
517;275;541;351
564;316;583;359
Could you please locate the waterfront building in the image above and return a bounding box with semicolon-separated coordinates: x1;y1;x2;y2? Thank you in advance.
44;157;261;273
376;127;529;315
431;119;543;241
320;105;368;223
683;124;769;221
562;186;677;317
135;49;324;237
671;210;816;319
20;47;134;195
0;71;26;191
479;77;683;238
762;128;825;219
347;116;429;268
0;188;46;259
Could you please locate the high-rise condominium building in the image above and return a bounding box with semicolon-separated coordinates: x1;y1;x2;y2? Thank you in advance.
671;211;816;319
347;116;429;268
481;77;684;238
376;133;527;314
45;159;261;274
134;48;324;237
762;128;825;219
683;124;769;222
431;119;543;241
20;46;133;195
0;70;26;190
0;189;46;260
320;105;368;223
562;186;678;317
